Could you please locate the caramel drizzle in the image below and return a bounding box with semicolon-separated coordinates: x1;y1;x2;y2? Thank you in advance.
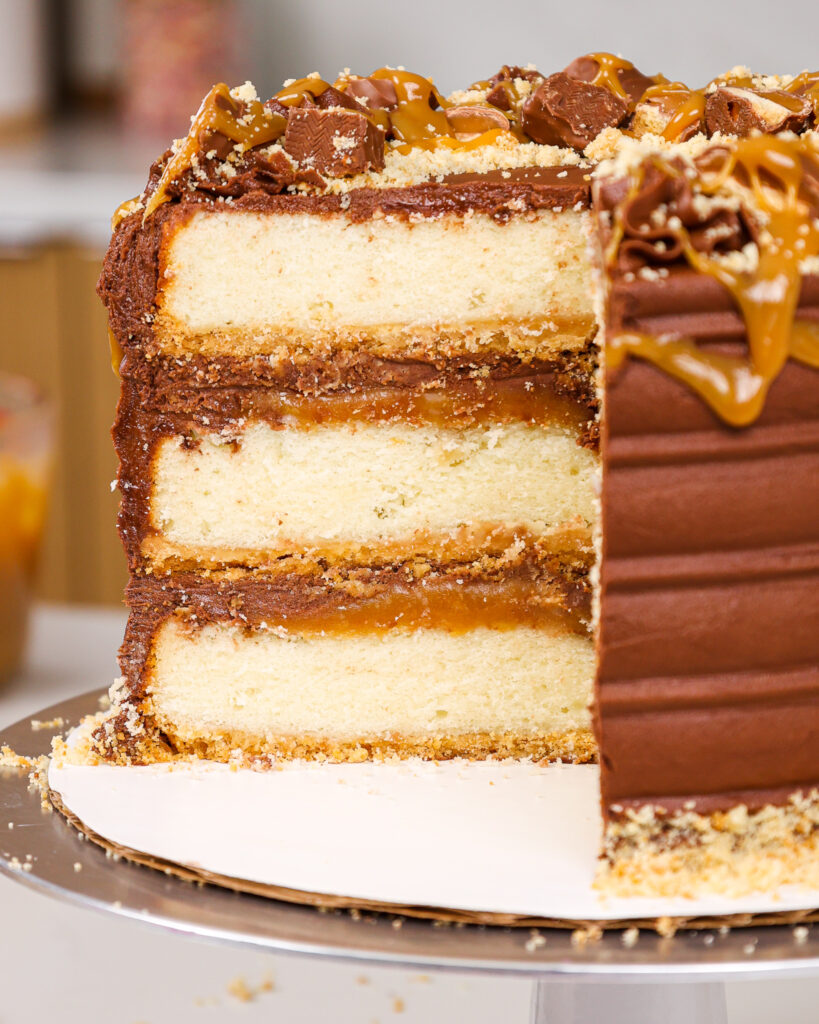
607;135;819;426
632;69;819;144
108;328;123;376
136;72;522;220
129;65;819;226
784;70;819;116
143;83;287;220
274;76;333;106
585;52;635;100
368;68;452;143
640;82;706;141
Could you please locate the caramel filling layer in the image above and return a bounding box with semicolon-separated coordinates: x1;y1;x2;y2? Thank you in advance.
154;373;597;435
135;567;590;639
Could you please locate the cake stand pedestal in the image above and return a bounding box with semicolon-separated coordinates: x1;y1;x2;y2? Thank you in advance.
530;978;726;1023
2;692;815;1024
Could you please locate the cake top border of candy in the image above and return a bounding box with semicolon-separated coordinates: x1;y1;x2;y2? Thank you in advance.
112;54;819;226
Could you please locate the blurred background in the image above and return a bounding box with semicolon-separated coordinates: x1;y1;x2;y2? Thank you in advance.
0;0;817;616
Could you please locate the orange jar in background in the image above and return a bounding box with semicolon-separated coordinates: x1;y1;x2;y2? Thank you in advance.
0;375;52;684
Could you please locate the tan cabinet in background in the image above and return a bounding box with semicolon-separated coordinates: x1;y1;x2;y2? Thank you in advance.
0;244;126;606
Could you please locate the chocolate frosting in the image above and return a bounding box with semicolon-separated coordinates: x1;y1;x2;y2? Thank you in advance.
596;297;819;815
595;157;756;275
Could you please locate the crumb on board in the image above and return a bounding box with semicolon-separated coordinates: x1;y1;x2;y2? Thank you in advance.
30;717;66;732
571;925;603;948
655;916;677;938
622;927;639;947
226;973;275;1003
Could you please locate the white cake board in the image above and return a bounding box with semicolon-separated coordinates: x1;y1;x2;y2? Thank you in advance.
49;740;819;924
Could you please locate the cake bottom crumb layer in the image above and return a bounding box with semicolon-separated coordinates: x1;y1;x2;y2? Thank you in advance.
148;726;597;766
598;792;819;899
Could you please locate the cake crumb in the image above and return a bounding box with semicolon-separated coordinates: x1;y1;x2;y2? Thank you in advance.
0;746;34;769
31;717;65;732
392;996;405;1013
226;972;275;1003
73;862;83;872
655;916;677;938
794;926;810;944
525;929;546;952
356;975;371;985
1;746;51;810
391;917;404;930
571;925;602;947
227;977;253;1003
621;927;639;947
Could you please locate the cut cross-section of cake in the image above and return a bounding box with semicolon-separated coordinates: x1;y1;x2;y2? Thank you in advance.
98;61;634;766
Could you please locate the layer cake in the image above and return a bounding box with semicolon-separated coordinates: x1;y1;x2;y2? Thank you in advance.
94;56;819;896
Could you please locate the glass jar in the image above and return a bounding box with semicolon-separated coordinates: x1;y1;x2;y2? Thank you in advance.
0;374;52;684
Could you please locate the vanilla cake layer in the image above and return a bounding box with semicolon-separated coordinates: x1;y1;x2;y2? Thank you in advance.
145;419;597;569
146;618;595;762
155;208;595;360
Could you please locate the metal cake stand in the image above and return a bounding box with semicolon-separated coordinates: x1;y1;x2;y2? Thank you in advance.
3;690;819;1024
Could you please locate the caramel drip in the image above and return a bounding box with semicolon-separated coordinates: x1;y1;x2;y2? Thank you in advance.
585;52;637;101
641;82;706;141
785;70;819;116
143;83;287;220
707;70;815;115
360;68;515;151
368;67;452;143
274;76;333;105
608;136;819;426
111;195;143;230
108;328;123;376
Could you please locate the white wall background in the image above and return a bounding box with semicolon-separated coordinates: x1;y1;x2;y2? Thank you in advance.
242;0;819;97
